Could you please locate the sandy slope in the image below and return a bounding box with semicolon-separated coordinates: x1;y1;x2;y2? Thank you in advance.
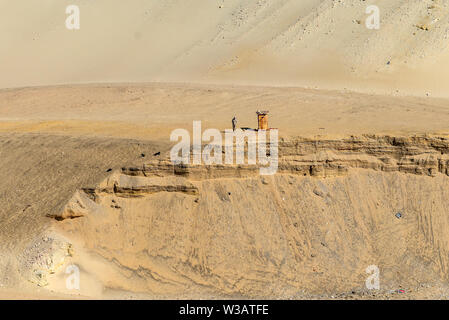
0;132;169;296
0;84;449;299
2;0;449;299
2;0;449;96
51;168;449;299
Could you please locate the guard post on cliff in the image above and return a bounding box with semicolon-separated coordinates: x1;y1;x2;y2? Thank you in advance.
256;110;269;130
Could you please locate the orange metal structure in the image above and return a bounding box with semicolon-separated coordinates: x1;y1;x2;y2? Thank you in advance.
256;110;269;130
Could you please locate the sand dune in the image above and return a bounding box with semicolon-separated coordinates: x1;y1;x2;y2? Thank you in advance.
2;0;449;95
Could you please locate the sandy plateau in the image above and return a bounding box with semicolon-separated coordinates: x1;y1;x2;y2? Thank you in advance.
1;0;449;299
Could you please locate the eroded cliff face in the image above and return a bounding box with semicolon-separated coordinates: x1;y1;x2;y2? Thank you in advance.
43;135;449;298
76;134;449;183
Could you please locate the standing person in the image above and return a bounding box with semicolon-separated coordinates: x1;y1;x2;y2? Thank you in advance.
232;116;237;131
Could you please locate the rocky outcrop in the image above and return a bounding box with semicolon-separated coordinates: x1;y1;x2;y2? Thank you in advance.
119;135;449;179
45;134;449;298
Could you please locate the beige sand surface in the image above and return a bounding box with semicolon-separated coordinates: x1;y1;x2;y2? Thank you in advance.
2;0;449;299
0;84;448;299
1;0;449;96
1;83;449;140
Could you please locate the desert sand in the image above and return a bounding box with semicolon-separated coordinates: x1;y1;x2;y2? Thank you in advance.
1;0;449;299
2;0;449;96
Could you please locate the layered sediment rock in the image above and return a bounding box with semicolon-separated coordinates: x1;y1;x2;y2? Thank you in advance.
45;134;449;298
